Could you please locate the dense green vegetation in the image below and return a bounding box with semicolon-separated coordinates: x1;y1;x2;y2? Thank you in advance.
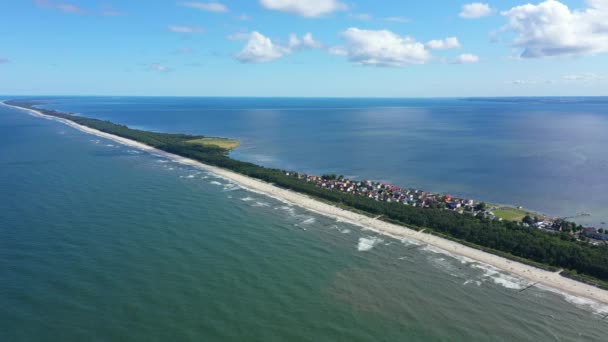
8;100;608;286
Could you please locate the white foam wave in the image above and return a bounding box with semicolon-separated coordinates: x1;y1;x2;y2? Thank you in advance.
301;217;316;225
210;181;223;186
471;263;529;290
252;201;271;207
536;284;608;316
241;197;254;202
357;236;383;252
223;183;240;191
400;238;420;247
463;279;482;286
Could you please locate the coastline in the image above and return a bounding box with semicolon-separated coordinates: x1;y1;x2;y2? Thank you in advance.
4;100;608;307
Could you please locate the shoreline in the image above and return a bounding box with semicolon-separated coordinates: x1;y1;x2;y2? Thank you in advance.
4;100;608;307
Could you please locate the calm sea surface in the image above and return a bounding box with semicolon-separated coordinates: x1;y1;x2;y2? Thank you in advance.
2;98;608;341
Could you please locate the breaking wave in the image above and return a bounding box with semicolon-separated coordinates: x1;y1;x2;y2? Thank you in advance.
357;236;383;252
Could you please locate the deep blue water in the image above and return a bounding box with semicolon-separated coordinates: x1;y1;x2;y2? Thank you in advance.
33;96;608;226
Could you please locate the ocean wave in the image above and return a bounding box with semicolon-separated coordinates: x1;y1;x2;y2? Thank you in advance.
471;263;529;290
428;256;463;278
357;236;383;252
223;183;240;191
241;197;254;202
252;201;271;207
536;284;608;316
300;217;316;225
277;205;297;216
210;181;223;186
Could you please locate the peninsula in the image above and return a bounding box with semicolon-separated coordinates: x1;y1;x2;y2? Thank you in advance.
4;99;608;305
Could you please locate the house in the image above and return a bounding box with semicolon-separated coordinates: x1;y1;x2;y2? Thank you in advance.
447;202;462;210
582;228;608;241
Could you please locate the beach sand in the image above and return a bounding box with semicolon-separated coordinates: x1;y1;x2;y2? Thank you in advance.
5;100;608;306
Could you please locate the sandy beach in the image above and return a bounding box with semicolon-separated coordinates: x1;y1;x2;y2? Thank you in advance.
4;100;608;306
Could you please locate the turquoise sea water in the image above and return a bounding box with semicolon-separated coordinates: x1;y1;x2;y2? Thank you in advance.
2;100;608;341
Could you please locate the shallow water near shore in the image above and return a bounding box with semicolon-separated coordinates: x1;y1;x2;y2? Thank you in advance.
2;102;608;341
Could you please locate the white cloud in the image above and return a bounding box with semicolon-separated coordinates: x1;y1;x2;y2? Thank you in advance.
333;28;432;67
290;33;323;49
502;0;608;58
452;53;480;64
563;73;604;81
180;2;229;13
460;3;494;19
236;14;251;20
426;37;461;50
259;0;347;18
236;32;288;63
168;25;204;33
235;31;322;63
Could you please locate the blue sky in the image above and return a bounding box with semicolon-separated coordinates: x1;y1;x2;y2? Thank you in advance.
0;0;607;97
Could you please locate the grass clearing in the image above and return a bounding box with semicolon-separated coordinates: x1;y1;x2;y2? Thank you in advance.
186;137;240;150
493;207;540;222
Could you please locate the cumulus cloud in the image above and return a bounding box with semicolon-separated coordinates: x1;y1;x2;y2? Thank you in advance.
235;31;322;63
180;2;229;13
259;0;347;18
333;28;432;67
502;0;608;58
452;53;480;64
460;3;494;19
168;25;205;34
426;37;461;50
288;33;323;49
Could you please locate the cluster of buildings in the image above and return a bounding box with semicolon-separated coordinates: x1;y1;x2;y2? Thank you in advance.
285;172;608;244
286;172;482;213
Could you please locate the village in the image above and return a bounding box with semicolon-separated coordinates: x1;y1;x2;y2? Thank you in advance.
285;171;608;244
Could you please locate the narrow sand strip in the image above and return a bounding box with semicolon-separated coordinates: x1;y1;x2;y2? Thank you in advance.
4;101;608;306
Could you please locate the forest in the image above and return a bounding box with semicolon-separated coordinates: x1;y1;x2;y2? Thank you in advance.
8;99;608;288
